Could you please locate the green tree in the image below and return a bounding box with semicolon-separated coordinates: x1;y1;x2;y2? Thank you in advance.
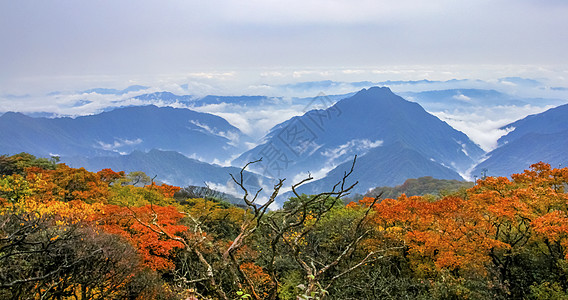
0;152;58;176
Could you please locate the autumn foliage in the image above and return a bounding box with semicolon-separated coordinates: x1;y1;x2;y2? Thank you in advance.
345;162;568;298
2;154;568;299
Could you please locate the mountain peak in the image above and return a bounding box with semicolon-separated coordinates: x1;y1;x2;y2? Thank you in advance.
357;86;395;96
0;111;29;120
236;87;484;193
337;86;411;110
0;105;246;163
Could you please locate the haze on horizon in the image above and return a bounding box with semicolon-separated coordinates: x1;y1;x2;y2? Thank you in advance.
1;0;567;95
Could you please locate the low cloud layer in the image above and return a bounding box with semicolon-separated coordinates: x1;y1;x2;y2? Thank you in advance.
431;105;555;152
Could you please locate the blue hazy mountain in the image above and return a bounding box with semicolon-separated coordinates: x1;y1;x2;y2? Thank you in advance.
279;80;374;92
81;85;149;95
133;92;275;107
472;104;568;177
134;92;194;104
497;103;568;147
290;142;465;196
63;149;267;195
400;89;566;111
498;77;542;87
0;105;246;162
235;87;484;194
132;91;351;108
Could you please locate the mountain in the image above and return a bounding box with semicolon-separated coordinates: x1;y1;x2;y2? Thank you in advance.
496;103;568;147
133;92;194;105
400;89;565;112
279;80;374;92
132;92;351;109
132;92;280;107
63;149;268;196
0;105;246;162
235;87;484;195
82;85;149;95
290;142;465;196
365;176;474;200
472;104;568;177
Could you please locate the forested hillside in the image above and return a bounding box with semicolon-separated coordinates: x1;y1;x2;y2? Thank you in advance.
2;153;568;299
365;176;474;199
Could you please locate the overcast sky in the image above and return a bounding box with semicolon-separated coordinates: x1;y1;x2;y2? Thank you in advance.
1;0;568;94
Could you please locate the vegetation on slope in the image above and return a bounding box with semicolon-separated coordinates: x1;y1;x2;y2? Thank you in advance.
366;176;474;199
2;153;568;299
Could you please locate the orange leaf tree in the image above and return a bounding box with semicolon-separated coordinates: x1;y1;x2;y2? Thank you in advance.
361;162;568;298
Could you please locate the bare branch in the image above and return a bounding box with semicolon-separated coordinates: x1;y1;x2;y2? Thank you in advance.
222;179;284;260
316;230;370;278
353;193;382;235
126;206;229;300
325;252;378;288
230;158;263;211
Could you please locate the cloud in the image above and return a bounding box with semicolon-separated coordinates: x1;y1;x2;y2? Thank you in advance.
293;70;334;79
321;139;383;161
192;103;309;140
287;139;384;183
0;85;166;116
260;71;285;78
204;180;240;199
431;105;554;152
3;73;567;159
342;69;366;75
96;138;143;152
189;120;240;145
499;80;517;87
453;94;471;102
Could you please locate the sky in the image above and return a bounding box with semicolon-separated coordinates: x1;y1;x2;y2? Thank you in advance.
1;0;568;94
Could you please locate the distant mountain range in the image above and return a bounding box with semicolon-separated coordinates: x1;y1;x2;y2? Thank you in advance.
0;105;246;162
236;87;484;195
131;91;352;109
81;85;149;95
400;89;567;111
1;86;566;203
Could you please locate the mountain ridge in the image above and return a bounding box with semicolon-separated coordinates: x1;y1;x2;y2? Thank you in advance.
5;85;565;203
0;105;247;162
235;86;484;195
472;103;568;177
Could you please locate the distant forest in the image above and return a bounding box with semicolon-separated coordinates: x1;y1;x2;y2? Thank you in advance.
365;176;474;199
